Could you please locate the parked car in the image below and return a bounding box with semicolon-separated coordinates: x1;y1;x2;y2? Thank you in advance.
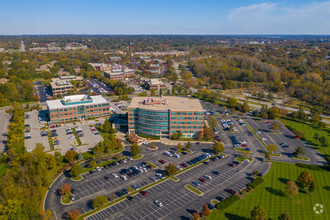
225;189;237;195
131;185;139;191
96;167;101;172
192;181;200;187
154;200;163;207
198;178;206;183
140;191;147;196
120;175;127;180
204;175;212;180
112;173;118;178
103;176;110;181
159;160;166;164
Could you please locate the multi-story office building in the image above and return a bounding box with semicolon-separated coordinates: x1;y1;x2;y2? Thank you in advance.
50;76;83;96
145;79;166;91
128;96;204;138
104;68;135;81
47;94;110;123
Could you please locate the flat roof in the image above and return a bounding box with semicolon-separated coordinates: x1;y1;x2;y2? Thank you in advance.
128;96;204;111
47;95;108;110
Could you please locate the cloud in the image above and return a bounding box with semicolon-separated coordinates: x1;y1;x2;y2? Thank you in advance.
224;1;330;34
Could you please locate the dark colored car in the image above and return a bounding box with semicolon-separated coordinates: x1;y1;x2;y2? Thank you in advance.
115;191;123;197
212;171;219;175
127;196;133;201
140;191;147;196
159;160;166;164
225;189;237;195
181;163;188;167
198;178;206;183
89;170;94;175
104;176;110;181
216;196;223;202
207;203;215;210
203;162;209;165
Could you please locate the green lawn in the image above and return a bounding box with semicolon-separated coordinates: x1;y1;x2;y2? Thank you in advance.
185;185;203;195
208;162;330;220
280;117;330;156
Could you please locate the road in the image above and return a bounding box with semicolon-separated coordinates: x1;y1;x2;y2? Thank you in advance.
20;39;25;52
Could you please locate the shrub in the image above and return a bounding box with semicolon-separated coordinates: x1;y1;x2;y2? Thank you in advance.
296;163;322;171
215;195;240;211
247;177;264;189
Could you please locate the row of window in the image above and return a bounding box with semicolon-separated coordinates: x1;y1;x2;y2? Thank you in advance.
52;111;109;118
171;121;203;124
171;112;203;115
170;117;203;120
170;130;198;133
51;113;109;122
170;126;202;129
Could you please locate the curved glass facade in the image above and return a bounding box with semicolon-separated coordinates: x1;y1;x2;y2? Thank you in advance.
134;108;169;136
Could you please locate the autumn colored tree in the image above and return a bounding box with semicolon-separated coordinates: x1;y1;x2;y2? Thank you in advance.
60;184;71;195
192;212;200;220
251;205;267;220
201;204;211;216
64;150;77;163
177;143;183;150
297;171;314;189
165;163;178;176
89;160;96;168
213;142;224;153
278;213;291;220
67;209;81;220
271;121;280;131
286;181;299;199
268;144;277;152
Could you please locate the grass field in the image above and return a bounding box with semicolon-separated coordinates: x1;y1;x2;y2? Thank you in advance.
280;117;330;156
208;162;329;220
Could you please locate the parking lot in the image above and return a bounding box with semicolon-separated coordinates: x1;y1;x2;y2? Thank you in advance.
0;110;10;152
24;110;51;151
45;138;271;220
88;79;111;95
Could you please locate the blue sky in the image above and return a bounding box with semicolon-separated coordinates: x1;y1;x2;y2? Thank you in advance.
1;0;330;35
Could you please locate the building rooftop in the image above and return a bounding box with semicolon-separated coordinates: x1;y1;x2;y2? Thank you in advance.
47;95;108;110
128;96;204;111
147;79;165;85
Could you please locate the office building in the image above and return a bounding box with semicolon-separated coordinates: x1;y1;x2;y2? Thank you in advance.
47;95;110;123
145;79;166;91
50;76;84;96
128;96;204;138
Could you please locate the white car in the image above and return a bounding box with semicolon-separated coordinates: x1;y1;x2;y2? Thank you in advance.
176;166;182;171
112;173;118;178
68;136;75;139
244;159;251;163
204;175;212;180
96;167;101;172
262;138;267;141
120;175;127;180
154;200;163;207
155;173;164;179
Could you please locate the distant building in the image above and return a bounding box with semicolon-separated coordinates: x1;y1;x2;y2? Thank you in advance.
104;68;135;81
145;79;166;91
47;94;110;123
88;63;112;72
0;78;8;84
50;76;83;96
110;56;121;62
128;96;204;138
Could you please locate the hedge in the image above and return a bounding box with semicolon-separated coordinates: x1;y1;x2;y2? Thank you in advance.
247;177;264;189
296;163;322;171
215;195;240;211
137;134;160;140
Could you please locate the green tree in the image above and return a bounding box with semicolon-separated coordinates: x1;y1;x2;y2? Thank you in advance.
165;163;177;176
271;121;280;131
313;133;319;141
77;153;83;161
297;171;314;189
227;97;238;107
70;163;82;178
268;144;277;152
213;142;224;153
130;143;141;156
64;150;77;163
319;136;329;151
89;160;96;168
93;195;108;209
150;88;156;96
295;146;305;157
264;151;271;161
103;120;111;133
177;143;183;151
286;180;299;199
207;116;218;129
251;205;267;220
186;141;192;150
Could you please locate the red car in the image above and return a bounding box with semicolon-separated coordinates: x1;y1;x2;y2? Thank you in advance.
198;178;206;183
265;121;270;123
225;189;237;195
159;160;166;164
181;163;188;168
241;144;248;147
140;191;147;196
147;165;152;169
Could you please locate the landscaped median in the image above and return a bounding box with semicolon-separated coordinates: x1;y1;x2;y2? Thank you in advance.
132;154;143;160
235;156;252;162
185;184;203;196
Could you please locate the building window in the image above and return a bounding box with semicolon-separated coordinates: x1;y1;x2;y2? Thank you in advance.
176;126;181;129
176;117;180;120
193;117;197;119
182;112;187;115
193;121;197;124
177;112;181;115
187;126;191;129
198;122;203;124
129;118;133;120
171;126;175;129
182;121;186;124
60;109;63;112
193;112;197;115
193;126;197;129
182;117;186;120
129;113;133;116
171;112;175;115
182;126;186;129
98;104;101;107
198;112;203;115
129;109;134;112
176;121;181;124
198;126;202;129
171;121;175;124
187;121;191;124
198;117;203;120
171;117;175;119
188;112;192;115
86;106;89;109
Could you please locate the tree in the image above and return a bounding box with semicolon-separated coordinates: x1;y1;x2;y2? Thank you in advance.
89;160;96;168
268;144;277;152
251;206;267;220
130;143;141;156
297;171;314;189
207;116;218;129
192;212;200;220
264;151;271;161
150;88;156;96
319;136;329;151
129;132;138;143
241;101;250;113
93;195;108;209
64;150;77;163
278;213;291;220
227;97;238;107
60;184;71;195
271;121;280;131
70;163;82;178
313;133;319;142
177;143;183;150
213;142;224;153
309;181;315;194
67;209;81;220
172;131;183;140
77;153;83;161
293;130;304;138
103;120;111;133
165;163;177;176
201;204;211;217
294;146;305;157
186;141;192;150
286;180;299;199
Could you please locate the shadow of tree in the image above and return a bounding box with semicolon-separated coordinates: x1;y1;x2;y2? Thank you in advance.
224;213;248;220
323;186;330;191
265;187;286;197
278;178;289;185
